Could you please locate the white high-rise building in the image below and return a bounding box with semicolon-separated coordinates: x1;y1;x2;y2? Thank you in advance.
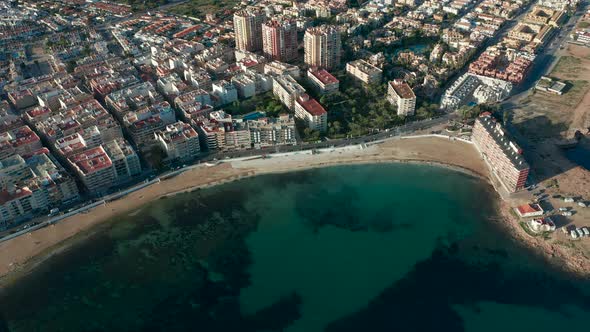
234;9;265;52
304;25;341;70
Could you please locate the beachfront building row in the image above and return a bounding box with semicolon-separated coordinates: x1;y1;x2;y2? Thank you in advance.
472;114;530;193
196;111;297;151
67;139;141;194
154;121;201;162
387;80;416;116
248;114;297;148
197;111;252;152
0;151;80;227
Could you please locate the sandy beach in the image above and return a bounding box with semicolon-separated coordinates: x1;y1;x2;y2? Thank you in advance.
0;135;588;284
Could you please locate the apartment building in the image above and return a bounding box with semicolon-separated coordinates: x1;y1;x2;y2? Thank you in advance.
103;138;142;182
273;74;306;110
54;129;101;158
197;111;252;152
231;73;257;99
212;80;238;106
249;114;297;148
26;99;123;144
262;19;298;62
68;146;116;193
307;68;339;95
154;121;201;161
472;114;529;193
304;25;342;70
0;152;79;227
105;81;162;118
244;69;273;94
196;119;224;152
387;80;416;116
123;101;176;149
234;9;265;52
346;59;383;85
0;125;43;160
183;66;213;91
264;60;301;78
294;94;328;133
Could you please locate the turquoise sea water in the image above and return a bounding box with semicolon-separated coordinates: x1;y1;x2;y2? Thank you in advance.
0;164;588;332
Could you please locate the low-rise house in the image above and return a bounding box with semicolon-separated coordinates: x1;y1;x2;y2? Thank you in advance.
528;217;556;233
515;203;544;218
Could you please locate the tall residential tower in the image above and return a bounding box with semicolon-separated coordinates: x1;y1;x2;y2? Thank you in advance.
233;9;265;52
262;19;298;62
304;25;341;70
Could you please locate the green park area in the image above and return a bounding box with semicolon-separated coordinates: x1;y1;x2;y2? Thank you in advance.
168;0;240;18
116;0;239;16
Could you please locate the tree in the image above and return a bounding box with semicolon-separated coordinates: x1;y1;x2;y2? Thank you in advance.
66;60;77;73
302;127;321;141
329;121;342;136
461;105;479;119
147;145;167;171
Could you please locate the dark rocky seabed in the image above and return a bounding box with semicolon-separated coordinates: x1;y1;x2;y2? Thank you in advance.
0;164;588;332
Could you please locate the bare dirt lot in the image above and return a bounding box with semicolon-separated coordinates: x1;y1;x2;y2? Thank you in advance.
507;44;590;259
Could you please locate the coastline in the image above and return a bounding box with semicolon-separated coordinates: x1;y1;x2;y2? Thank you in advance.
0;136;588;287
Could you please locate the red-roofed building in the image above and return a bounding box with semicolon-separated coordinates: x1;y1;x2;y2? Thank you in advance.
24;106;52;124
0;126;43;160
68;146;116;193
8;89;37;110
388;80;416;116
514;203;544;218
295;94;328;133
307;68;339;94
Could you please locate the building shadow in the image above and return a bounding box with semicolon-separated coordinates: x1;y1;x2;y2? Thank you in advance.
549;214;573;229
507;115;575;184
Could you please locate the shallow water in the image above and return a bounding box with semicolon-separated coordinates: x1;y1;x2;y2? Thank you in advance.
0;164;588;332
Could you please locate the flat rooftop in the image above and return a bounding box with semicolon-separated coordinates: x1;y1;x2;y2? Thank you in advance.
477;115;529;171
389;81;415;99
